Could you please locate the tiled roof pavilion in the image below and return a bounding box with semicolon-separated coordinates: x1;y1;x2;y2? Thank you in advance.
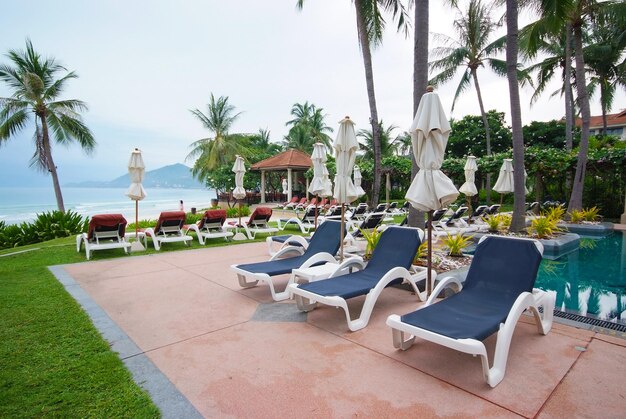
250;149;312;171
250;149;312;203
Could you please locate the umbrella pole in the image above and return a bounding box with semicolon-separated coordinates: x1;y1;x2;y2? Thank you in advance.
340;204;345;262
466;196;473;224
238;200;242;227
427;210;433;297
314;194;319;229
499;193;504;209
135;200;139;240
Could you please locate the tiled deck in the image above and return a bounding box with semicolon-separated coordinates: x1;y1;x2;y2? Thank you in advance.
54;241;626;418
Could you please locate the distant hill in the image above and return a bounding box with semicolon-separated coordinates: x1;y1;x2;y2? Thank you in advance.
66;163;205;189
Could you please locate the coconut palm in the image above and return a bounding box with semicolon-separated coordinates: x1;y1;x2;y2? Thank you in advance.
296;0;410;206
187;94;243;172
357;121;399;159
585;19;626;134
0;39;95;212
285;101;333;149
429;0;530;206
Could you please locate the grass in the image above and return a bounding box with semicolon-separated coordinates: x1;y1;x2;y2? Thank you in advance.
0;227;276;417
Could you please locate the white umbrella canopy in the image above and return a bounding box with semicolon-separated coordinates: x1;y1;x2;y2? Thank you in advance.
126;148;147;201
459;155;478;197
309;142;333;197
353;165;366;197
333;116;359;261
493;159;514;194
405;90;459;297
333;117;359;204
405;92;459;212
232;155;247;200
126;148;147;251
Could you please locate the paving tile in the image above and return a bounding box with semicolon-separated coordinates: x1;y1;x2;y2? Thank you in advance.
147;322;519;418
64;256;176;283
74;267;258;351
538;337;626;418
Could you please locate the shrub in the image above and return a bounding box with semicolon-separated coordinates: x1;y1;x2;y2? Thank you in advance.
569;209;585;223
0;224;25;249
484;214;502;232
226;205;251;218
442;233;473;257
360;227;383;259
499;213;512;229
527;216;562;239
582;206;600;222
545;205;565;223
31;210;88;242
185;212;203;225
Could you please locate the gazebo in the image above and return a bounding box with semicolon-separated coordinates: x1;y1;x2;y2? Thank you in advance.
250;149;312;203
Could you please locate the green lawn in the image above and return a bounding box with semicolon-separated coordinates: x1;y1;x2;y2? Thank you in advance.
0;227;285;417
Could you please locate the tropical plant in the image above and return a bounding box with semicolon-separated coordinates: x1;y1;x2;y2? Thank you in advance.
285;101;333;151
31;210;88;241
446;111;512;158
357;121;399;159
0;39;96;212
527;212;562;239
545;205;566;223
360;227;383;259
569;208;585;223
188;94;243;173
484;214;502;233
226;205;251;218
499;213;512;229
582;206;601;221
442;233;473;257
297;0;410;208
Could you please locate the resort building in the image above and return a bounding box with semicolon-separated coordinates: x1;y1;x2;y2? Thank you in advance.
575;109;626;140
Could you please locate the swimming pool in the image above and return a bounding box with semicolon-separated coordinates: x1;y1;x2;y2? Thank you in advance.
535;231;626;326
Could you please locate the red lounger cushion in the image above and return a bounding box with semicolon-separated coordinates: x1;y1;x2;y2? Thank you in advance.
248;207;273;223
88;214;127;240
198;209;227;229
155;211;186;234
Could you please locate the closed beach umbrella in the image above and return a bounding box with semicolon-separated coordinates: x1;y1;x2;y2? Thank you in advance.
126;148;146;251
405;89;459;295
353;165;365;197
493;158;514;205
309;142;333;227
232;155;246;228
333;116;359;260
459;155;478;220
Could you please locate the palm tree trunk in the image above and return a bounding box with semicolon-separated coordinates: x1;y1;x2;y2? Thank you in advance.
564;22;574;151
505;0;526;232
471;68;492;206
567;22;591;213
564;22;574;195
41;115;66;212
355;0;381;206
409;0;429;228
601;82;608;135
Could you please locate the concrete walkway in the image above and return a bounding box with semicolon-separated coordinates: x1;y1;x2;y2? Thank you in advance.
55;242;626;418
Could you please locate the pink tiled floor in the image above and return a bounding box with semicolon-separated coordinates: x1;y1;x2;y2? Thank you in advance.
63;242;626;418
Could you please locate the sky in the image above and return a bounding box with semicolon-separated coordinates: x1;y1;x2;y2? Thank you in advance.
0;0;624;186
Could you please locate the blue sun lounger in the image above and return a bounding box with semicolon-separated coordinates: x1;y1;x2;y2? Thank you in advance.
288;226;432;331
386;235;555;387
231;220;343;301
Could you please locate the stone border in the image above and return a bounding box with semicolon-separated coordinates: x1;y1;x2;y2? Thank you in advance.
561;222;614;237
48;265;202;419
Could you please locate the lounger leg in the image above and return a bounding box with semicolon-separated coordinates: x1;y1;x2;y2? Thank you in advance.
530;289;555;335
392;328;416;351
237;274;258;288
295;294;317;312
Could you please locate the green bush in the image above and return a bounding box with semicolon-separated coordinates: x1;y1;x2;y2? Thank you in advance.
226;205;251;218
185;212;203;225
31;210;88;242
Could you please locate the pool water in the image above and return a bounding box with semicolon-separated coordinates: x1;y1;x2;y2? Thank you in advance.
535;231;626;325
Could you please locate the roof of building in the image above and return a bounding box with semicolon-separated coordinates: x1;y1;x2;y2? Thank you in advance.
575;109;626;128
250;149;312;171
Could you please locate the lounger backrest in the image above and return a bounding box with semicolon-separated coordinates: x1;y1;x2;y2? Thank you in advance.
463;236;543;302
154;211;186;235
302;220;343;257
198;209;227;230
360;212;385;230
431;208;447;222
302;206;319;220
375;203;387;212
472;205;488;217
353;205;367;215
366;226;422;274
88;214;127;240
327;206;342;217
248;207;273;227
487;204;500;215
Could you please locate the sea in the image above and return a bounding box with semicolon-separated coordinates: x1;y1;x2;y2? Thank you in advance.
0;186;217;225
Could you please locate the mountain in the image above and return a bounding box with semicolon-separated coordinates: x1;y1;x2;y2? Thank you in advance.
66;163;204;189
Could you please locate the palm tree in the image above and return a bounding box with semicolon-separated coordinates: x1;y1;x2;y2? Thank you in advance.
585;18;626;134
296;0;410;206
429;0;527;205
282;123;316;153
285;101;333;149
187;94;243;173
504;0;528;232
0;39;95;212
357;121;399;159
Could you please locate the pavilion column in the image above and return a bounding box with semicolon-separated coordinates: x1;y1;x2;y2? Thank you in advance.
287;168;293;201
260;170;266;203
